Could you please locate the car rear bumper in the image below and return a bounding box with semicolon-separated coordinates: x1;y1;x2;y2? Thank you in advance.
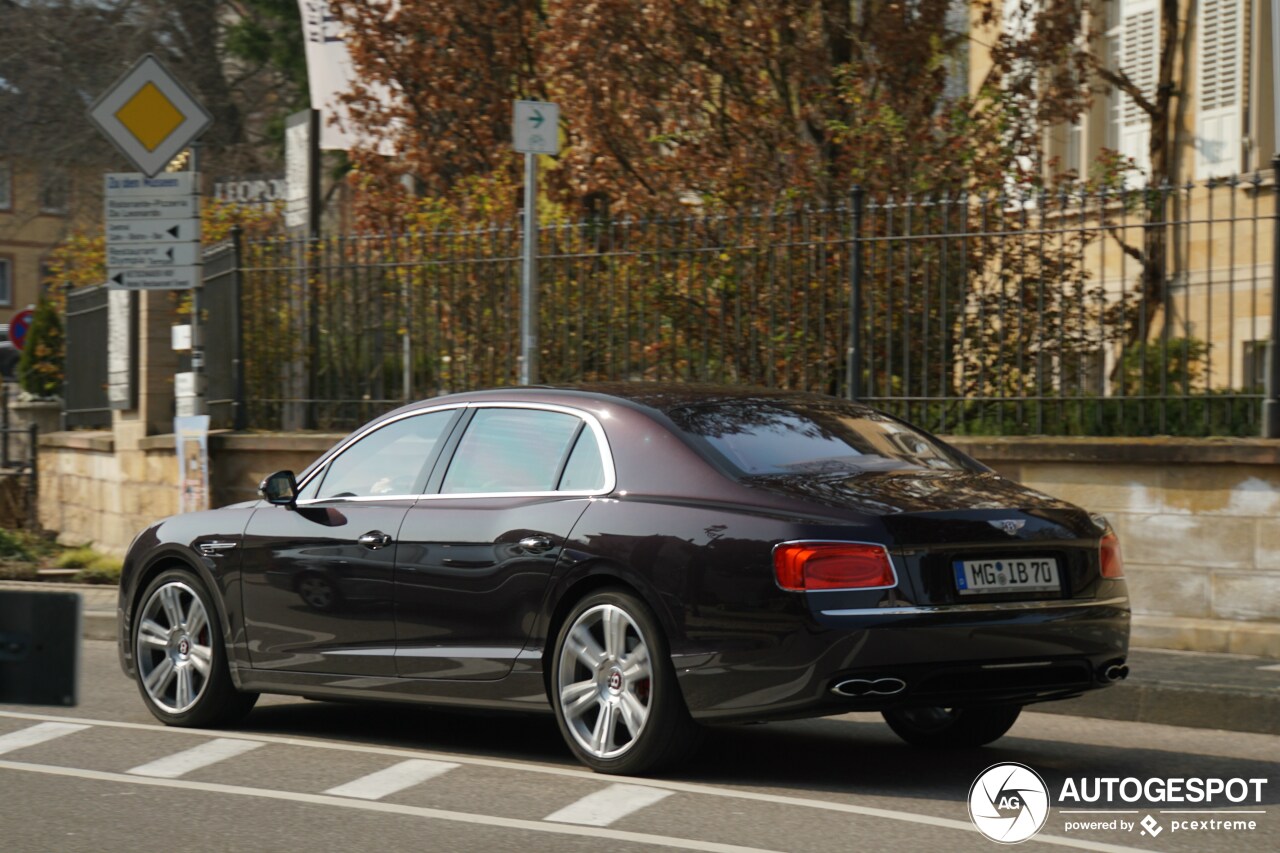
674;595;1131;722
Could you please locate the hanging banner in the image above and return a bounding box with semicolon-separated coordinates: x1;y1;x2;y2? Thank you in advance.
296;1;397;153
174;415;211;513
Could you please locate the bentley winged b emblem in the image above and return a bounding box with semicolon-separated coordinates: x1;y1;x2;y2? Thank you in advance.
988;519;1027;535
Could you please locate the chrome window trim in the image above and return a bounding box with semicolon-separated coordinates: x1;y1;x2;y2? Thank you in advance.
771;539;901;593
819;596;1131;618
295;403;461;498
294;400;616;506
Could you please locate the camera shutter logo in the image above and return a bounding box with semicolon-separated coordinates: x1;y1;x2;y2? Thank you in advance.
968;763;1051;844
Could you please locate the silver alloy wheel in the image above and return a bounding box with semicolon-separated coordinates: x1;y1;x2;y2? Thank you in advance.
135;580;214;714
556;603;653;760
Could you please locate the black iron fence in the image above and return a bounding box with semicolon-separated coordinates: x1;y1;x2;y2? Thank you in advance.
1;382;39;529
211;173;1277;436
202;241;247;431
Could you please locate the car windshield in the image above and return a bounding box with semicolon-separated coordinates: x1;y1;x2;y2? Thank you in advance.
668;400;969;476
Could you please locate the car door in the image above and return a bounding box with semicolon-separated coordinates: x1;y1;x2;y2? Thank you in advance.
239;407;461;675
394;404;613;679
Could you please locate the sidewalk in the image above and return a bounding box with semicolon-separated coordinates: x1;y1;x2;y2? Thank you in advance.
3;581;1277;736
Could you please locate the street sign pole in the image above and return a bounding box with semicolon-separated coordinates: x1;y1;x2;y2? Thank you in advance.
189;144;206;417
520;151;538;386
512;100;559;386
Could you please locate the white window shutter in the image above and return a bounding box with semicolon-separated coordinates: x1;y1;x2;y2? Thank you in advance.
1195;0;1243;177
1116;0;1159;176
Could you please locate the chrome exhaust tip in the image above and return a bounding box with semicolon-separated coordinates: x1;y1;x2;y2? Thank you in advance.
831;677;907;698
1101;663;1130;683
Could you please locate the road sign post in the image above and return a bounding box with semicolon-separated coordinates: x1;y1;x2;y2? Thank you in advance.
512;101;560;386
90;54;212;419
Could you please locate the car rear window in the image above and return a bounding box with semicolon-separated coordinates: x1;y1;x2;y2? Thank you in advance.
668;401;969;476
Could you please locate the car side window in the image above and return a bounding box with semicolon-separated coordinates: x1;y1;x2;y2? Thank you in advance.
557;426;605;491
440;408;582;494
314;410;454;499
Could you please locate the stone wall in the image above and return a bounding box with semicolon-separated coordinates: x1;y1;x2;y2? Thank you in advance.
38;429;340;555
35;430;1280;657
949;437;1280;658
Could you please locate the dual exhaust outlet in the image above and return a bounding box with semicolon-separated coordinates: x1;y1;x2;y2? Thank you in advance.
830;677;907;698
1100;662;1130;683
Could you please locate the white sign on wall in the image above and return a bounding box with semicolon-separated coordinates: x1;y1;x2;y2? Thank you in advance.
296;0;397;152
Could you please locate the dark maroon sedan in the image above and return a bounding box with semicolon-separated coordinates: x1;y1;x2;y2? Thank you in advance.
118;385;1130;774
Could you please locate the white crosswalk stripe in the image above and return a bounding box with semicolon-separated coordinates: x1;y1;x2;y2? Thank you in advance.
0;722;89;755
323;758;459;800
543;782;673;826
126;737;264;778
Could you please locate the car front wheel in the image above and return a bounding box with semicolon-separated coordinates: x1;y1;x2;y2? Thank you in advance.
882;704;1022;748
551;589;699;774
133;568;258;727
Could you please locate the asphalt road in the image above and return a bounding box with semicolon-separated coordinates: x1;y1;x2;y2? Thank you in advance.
1;641;1276;853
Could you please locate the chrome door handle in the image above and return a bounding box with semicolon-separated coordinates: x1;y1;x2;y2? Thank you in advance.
519;535;554;554
358;531;393;550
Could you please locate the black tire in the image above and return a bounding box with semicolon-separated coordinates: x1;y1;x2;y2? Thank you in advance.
882;704;1022;748
132;568;258;727
550;589;700;774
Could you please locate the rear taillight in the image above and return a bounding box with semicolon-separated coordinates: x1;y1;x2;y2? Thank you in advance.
773;542;897;591
1099;531;1124;578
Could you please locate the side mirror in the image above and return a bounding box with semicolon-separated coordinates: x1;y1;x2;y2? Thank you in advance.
259;470;298;507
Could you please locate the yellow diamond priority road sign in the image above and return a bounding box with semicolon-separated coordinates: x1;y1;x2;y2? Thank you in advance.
89;54;212;178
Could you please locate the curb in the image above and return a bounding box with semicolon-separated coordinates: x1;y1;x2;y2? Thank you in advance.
1031;677;1280;736
83;611;117;642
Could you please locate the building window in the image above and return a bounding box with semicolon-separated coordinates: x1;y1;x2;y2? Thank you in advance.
39;168;69;215
1194;0;1242;177
1244;341;1271;390
0;162;11;211
1109;0;1159;179
0;257;12;306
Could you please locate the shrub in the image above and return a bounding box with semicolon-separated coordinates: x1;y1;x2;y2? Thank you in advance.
0;528;34;561
72;557;122;585
0;559;39;581
17;298;64;398
54;547;99;570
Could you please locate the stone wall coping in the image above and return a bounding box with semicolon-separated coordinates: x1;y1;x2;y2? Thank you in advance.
133;431;345;453
38;430;346;456
38;431;114;453
209;431;345;453
944;435;1280;466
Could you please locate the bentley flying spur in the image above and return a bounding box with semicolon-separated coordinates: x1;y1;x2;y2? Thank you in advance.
118;385;1130;773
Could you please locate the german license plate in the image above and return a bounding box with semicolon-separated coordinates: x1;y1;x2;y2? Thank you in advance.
953;557;1060;594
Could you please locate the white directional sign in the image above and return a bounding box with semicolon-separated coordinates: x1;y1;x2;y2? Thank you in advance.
107;242;199;269
88;55;213;178
513;101;560;155
105;171;201;291
106;217;200;244
105;172;196;195
109;266;201;291
106;193;197;221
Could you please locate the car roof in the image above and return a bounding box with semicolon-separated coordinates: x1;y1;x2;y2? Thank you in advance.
409;383;856;418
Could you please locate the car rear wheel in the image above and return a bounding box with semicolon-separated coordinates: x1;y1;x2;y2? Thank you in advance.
551;589;700;774
882;704;1022;748
133;568;258;727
